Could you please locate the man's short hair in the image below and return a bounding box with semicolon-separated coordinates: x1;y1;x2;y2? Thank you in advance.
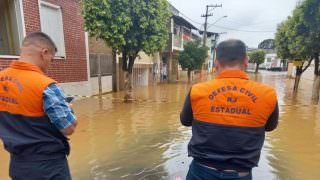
22;32;57;53
215;39;247;65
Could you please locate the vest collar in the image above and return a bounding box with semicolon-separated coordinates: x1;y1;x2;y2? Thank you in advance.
10;61;44;74
216;70;249;80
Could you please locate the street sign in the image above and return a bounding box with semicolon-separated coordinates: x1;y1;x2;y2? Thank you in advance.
292;60;303;66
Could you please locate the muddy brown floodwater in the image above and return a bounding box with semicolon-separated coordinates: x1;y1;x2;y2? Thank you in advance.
1;71;320;180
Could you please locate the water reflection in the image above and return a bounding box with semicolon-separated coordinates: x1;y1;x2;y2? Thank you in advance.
0;71;319;180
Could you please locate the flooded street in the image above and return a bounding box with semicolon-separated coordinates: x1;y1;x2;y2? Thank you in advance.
1;71;320;180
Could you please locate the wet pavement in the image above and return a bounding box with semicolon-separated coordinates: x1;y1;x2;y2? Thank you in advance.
1;71;320;180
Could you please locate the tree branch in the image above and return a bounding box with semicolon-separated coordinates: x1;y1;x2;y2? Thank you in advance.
302;57;313;73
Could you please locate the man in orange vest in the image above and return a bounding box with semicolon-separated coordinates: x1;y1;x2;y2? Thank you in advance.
0;32;77;179
180;39;278;180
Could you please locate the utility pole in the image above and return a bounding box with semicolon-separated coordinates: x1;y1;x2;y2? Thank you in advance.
200;4;222;80
201;4;222;46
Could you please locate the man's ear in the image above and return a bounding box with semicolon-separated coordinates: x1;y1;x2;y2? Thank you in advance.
214;59;221;72
244;56;249;64
41;48;49;57
243;56;249;69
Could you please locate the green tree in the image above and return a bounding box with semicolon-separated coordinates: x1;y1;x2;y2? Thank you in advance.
82;0;170;101
275;1;315;92
300;0;320;102
275;22;292;60
178;42;209;83
248;50;266;73
258;39;275;50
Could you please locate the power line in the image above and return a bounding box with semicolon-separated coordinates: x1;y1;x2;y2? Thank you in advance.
167;0;278;33
210;25;276;33
178;12;203;25
207;15;227;29
225;19;277;26
167;0;203;26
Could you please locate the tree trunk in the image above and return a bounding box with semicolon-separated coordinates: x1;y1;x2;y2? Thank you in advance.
123;55;136;103
293;74;301;93
294;67;302;92
292;58;313;93
312;53;320;103
187;69;191;83
314;53;319;76
255;63;259;73
122;51;128;71
284;60;288;71
128;55;135;74
112;49;117;92
123;71;133;103
312;75;320;103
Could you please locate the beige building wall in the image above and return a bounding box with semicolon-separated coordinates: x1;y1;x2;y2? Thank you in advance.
88;37;113;95
135;51;154;64
287;63;294;78
89;38;112;54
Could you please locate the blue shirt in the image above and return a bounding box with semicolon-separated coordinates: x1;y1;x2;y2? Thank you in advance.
43;83;76;130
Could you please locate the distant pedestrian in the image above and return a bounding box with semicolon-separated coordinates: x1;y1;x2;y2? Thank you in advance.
161;63;168;81
180;39;279;180
0;32;77;180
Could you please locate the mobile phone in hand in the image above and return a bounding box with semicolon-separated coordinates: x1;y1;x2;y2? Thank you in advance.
65;96;75;103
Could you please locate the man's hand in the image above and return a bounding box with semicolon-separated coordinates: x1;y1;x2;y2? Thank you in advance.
60;103;77;136
61;121;77;136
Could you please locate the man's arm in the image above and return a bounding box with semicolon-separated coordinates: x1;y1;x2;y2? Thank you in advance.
43;83;77;136
180;91;193;127
61;120;77;136
265;102;279;132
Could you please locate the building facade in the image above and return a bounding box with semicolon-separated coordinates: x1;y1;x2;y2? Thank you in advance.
0;0;91;96
160;5;199;83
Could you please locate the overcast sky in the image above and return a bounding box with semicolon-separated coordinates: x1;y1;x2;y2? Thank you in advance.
168;0;299;47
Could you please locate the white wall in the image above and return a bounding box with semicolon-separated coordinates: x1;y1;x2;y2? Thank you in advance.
59;75;112;96
59;81;91;96
90;75;112;95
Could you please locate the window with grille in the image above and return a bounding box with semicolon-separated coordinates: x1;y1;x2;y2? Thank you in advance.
89;54;113;77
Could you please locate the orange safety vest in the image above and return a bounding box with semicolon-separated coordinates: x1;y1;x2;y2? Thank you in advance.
0;61;69;161
0;61;56;116
191;70;277;128
188;69;277;171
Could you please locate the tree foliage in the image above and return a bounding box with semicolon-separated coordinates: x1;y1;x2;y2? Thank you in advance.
275;22;292;60
249;50;266;65
82;0;171;72
258;39;275;50
178;42;209;71
249;50;266;73
275;0;320;61
274;0;320;92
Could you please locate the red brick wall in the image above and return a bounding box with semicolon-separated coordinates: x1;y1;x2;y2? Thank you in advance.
23;0;41;32
0;0;88;83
